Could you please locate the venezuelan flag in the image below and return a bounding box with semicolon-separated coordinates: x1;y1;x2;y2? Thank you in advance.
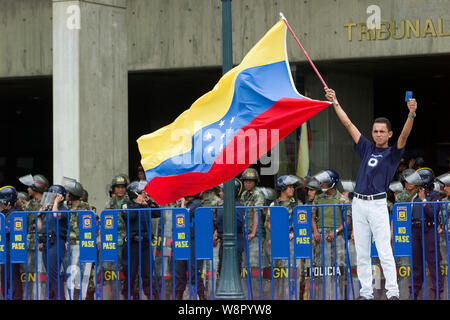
137;19;331;205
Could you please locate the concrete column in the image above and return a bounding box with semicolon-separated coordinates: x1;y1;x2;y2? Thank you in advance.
53;0;128;211
305;72;374;180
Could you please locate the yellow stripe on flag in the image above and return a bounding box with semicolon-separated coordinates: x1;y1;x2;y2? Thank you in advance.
138;20;287;171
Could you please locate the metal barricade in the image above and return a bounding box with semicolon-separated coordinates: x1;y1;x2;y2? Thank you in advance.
2;200;449;300
392;201;449;300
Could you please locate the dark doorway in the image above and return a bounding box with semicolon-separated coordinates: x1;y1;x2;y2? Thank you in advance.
315;54;450;177
127;67;290;189
128;68;222;182
372;56;450;176
0;76;53;190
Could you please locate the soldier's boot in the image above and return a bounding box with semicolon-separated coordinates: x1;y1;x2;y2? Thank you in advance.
175;290;184;300
86;288;95;300
151;284;160;300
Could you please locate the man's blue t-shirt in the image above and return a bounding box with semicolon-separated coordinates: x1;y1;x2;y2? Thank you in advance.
354;135;404;195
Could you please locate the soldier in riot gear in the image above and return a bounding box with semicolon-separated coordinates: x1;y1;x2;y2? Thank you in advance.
305;178;321;205
63;178;97;300
20;174;49;201
437;172;450;200
121;181;160;300
265;175;303;299
240;168;266;272
407;168;443;300
105;174;129;298
65;180;93;231
19;173;49;298
37;185;69;300
269;174;303;226
311;169;351;300
0;186;23;300
396;168;417;203
19;173;49;231
16;191;30;211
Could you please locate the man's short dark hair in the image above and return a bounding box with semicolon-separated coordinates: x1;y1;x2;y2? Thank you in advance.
373;117;392;131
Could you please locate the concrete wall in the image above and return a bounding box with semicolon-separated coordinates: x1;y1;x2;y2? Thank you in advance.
0;0;448;203
1;0;449;77
0;0;52;77
53;0;128;211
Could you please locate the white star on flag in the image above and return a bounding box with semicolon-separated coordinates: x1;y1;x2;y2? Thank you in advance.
204;132;212;141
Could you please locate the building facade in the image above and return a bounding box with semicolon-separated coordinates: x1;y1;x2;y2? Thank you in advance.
0;0;449;209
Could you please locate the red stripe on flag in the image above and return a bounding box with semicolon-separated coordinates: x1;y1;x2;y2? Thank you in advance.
146;98;329;205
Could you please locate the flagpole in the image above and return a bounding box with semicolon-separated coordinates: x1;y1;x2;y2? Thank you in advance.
216;0;245;300
280;12;328;89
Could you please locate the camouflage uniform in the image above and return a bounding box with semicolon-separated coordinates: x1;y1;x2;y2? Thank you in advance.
105;194;129;299
311;190;351;300
106;195;129;246
67;201;94;245
201;189;222;234
25;199;42;250
201;190;221;207
66;200;97;299
22;199;42;299
396;190;417;203
240;187;265;268
16;198;29;211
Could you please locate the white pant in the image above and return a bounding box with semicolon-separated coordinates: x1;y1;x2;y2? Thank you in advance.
352;197;399;299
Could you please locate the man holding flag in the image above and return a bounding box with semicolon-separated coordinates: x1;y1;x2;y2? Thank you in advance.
324;88;417;300
137;15;331;301
137;18;330;206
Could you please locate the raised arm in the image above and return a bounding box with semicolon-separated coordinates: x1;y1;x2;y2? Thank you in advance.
324;88;361;144
397;98;417;149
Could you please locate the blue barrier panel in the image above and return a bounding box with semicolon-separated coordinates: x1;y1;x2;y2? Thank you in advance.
293;205;313;300
194;207;214;300
100;211;118;262
172;208;190;300
9;212;28;300
79;211;97;263
393;204;412;257
78;211;97;300
393;201;443;300
9;212;27;264
269;206;290;299
100;210;119;299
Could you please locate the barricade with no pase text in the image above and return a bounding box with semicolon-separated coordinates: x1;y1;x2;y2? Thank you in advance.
0;201;449;300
